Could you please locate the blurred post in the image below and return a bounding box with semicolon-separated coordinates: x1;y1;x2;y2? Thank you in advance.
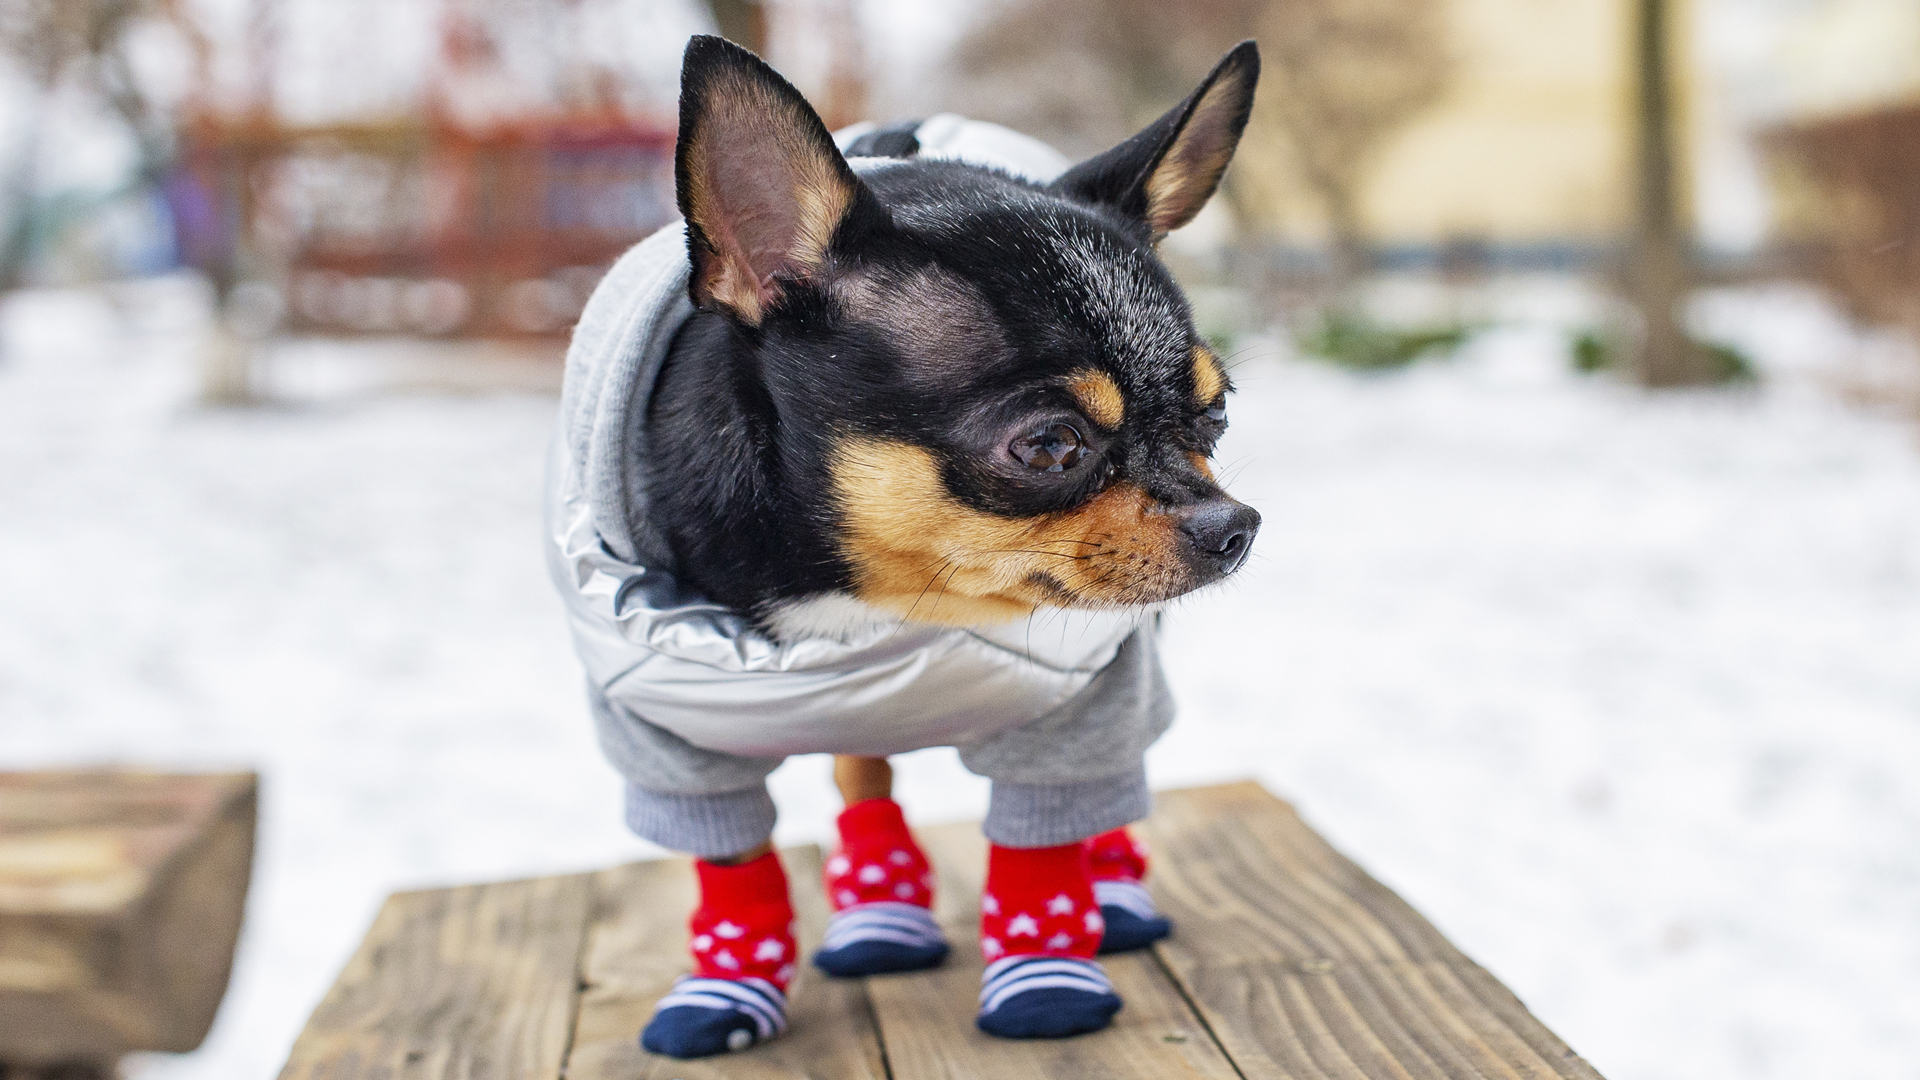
1628;0;1702;387
817;0;868;131
707;0;767;54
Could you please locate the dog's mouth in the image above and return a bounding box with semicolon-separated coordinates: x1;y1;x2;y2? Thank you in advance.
833;439;1258;625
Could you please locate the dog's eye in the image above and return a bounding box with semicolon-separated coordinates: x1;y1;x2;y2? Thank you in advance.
1205;397;1228;423
1010;424;1084;472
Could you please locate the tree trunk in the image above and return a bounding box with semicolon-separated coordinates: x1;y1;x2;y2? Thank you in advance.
1629;0;1701;387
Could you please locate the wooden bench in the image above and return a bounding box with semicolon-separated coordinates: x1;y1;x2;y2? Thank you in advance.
278;782;1605;1079
0;770;257;1076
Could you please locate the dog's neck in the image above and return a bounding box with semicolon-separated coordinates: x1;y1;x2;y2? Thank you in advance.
758;592;903;643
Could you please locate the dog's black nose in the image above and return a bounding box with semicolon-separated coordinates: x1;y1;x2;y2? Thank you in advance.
1180;499;1260;576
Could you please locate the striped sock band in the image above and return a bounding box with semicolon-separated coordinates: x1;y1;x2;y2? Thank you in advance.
1093;879;1158;920
652;975;789;1042
821;901;945;952
978;955;1114;1017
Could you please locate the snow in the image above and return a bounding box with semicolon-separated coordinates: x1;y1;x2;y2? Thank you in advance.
2;275;1918;1080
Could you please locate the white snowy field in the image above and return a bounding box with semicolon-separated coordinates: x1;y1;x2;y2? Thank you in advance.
2;276;1917;1080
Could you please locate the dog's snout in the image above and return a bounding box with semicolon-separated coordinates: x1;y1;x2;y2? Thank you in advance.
1179;499;1260;576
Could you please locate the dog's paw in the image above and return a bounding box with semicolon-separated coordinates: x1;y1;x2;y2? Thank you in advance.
640;976;786;1058
1093;879;1173;954
975;956;1123;1039
813;900;950;976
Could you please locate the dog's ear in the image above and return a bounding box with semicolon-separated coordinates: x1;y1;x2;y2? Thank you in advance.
675;35;865;324
1051;41;1259;239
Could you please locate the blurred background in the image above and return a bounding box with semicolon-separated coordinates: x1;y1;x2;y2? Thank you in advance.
1;1;1915;1078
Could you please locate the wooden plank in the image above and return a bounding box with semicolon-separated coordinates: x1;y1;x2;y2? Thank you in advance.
1139;782;1605;1080
864;822;1241;1080
0;770;256;1063
276;872;592;1080
566;846;887;1080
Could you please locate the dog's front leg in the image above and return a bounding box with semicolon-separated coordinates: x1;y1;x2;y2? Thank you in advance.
815;754;951;977
832;754;893;804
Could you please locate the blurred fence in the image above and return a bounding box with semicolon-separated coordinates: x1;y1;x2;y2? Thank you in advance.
169;112;675;339
1762;104;1920;339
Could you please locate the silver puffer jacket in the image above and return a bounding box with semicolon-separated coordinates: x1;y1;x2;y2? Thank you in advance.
544;117;1154;761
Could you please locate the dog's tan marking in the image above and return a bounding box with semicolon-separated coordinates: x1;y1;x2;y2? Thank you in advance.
1067;369;1125;429
683;71;854;324
1188;452;1216;479
1144;63;1257;237
1193;346;1227;406
832;438;1194;624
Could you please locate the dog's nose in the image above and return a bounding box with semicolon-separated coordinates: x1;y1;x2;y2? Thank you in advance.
1179;498;1260;575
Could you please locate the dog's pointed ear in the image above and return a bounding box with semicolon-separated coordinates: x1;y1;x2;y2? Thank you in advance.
1051;41;1259;239
675;35;865;324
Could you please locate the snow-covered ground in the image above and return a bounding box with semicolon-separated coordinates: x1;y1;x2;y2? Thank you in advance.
2;276;1916;1080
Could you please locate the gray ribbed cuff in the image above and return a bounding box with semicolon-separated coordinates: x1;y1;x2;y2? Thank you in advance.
983;766;1151;848
624;782;777;859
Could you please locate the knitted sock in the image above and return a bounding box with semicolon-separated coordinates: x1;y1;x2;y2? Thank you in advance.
975;842;1122;1039
1085;827;1173;954
641;852;796;1059
813;798;950;977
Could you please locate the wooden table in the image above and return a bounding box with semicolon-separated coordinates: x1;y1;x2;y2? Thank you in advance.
279;782;1605;1079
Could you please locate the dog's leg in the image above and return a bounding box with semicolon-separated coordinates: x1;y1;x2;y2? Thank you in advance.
643;842;796;1059
832;754;893;804
814;754;950;977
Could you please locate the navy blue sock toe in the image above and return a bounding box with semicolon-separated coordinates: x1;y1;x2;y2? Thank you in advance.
977;985;1124;1038
1096;904;1173;954
641;1005;759;1058
814;937;949;977
976;956;1123;1040
640;977;786;1059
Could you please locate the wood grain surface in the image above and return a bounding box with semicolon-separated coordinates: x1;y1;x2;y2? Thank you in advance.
276;873;593;1080
1139;782;1604;1080
277;782;1607;1080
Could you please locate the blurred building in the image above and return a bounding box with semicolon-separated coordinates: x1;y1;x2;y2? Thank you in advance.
1255;0;1694;268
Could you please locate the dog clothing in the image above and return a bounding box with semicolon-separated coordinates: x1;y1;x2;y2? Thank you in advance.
976;841;1123;1037
813;797;949;976
641;852;796;1056
545;116;1176;858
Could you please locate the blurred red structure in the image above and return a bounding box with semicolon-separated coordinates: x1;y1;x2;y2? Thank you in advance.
1762;104;1920;337
165;0;677;340
170;114;673;338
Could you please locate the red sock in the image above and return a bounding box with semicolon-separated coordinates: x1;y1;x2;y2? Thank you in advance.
1084;827;1150;884
689;852;797;990
823;798;935;911
979;842;1103;963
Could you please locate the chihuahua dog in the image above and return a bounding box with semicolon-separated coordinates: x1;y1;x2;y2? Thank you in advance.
547;35;1260;1057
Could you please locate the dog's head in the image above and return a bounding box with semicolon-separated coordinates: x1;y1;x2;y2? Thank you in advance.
672;36;1261;627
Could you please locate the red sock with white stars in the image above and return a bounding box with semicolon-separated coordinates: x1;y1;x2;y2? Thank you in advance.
1083;826;1171;953
1085;827;1149;884
975;841;1121;1038
688;852;797;987
643;851;796;1058
824;798;935;909
979;841;1102;961
812;798;950;977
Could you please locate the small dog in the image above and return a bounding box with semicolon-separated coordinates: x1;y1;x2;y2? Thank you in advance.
548;35;1260;1057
